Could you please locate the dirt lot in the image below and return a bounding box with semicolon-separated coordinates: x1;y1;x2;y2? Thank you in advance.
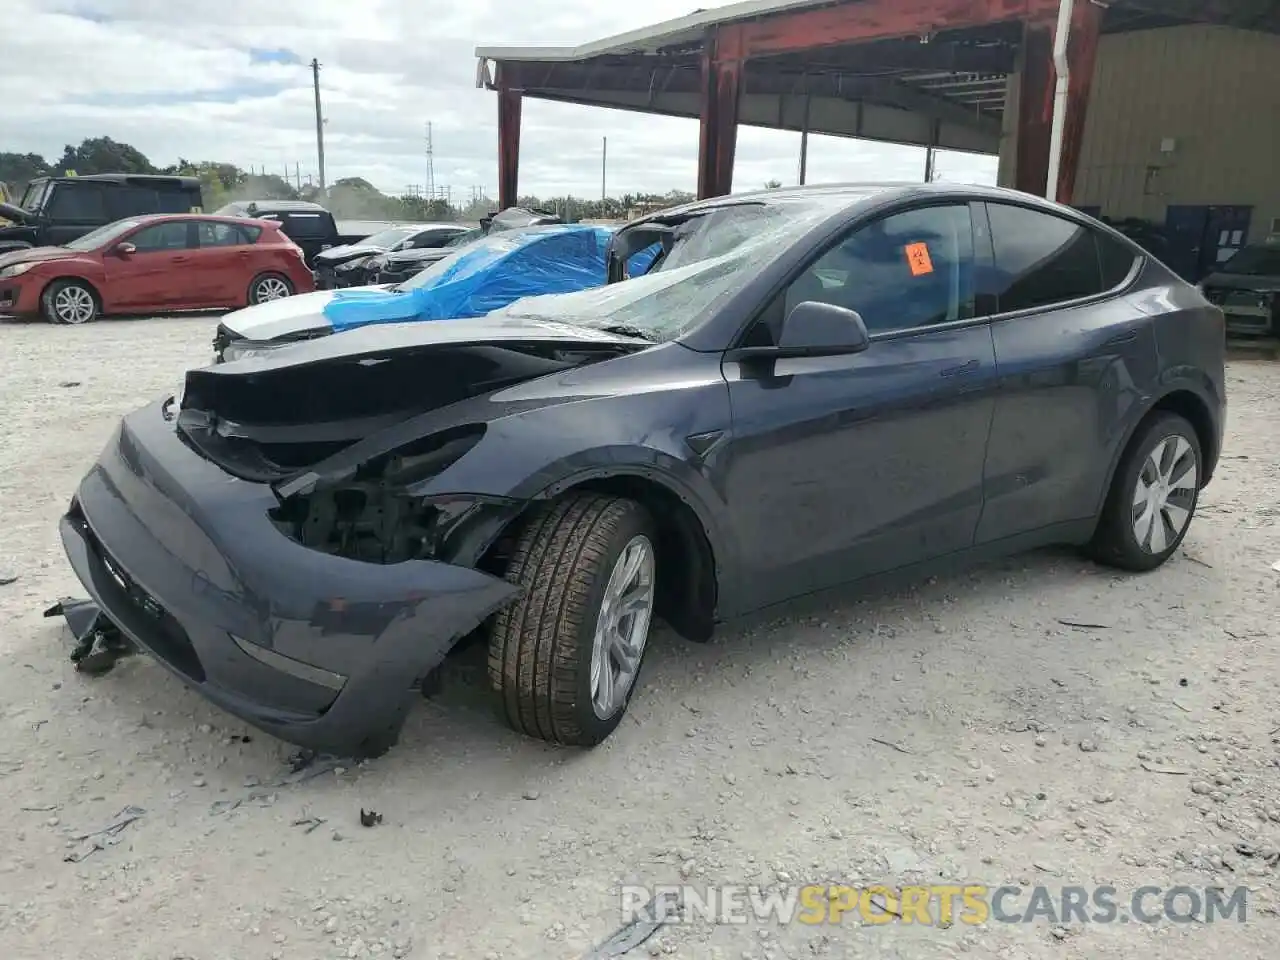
1;315;1277;960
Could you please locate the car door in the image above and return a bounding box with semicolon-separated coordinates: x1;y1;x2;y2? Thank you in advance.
192;221;254;306
720;201;999;609
974;200;1155;545
102;219;196;311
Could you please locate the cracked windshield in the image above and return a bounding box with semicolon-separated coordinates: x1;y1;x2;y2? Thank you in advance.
2;1;1275;959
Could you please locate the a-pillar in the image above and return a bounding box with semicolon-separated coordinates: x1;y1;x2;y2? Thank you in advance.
696;26;745;200
497;82;522;211
1015;1;1101;203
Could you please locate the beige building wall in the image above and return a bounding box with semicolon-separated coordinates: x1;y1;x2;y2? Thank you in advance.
999;24;1280;241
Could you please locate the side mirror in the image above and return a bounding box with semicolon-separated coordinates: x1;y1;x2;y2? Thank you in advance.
114;242;136;256
727;301;871;362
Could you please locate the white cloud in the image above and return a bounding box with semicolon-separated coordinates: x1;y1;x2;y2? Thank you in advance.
6;0;996;198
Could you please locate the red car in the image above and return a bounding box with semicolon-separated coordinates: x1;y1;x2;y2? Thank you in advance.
0;214;315;324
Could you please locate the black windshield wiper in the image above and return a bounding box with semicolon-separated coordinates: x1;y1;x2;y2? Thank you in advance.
590;323;657;342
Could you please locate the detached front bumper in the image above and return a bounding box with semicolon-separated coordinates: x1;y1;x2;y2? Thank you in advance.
58;400;519;756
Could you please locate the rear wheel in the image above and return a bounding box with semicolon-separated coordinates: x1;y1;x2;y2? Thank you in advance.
41;279;98;324
488;493;657;746
248;272;293;305
1088;412;1202;571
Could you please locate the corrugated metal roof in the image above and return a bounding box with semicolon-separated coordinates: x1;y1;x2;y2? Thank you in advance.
474;0;834;62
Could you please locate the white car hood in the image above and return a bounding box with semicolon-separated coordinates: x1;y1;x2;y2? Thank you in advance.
221;285;389;342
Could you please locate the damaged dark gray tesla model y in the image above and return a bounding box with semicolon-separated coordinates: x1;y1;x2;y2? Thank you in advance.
57;183;1226;757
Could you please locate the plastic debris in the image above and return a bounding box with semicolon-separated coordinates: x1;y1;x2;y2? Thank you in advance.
43;597;137;675
64;805;145;862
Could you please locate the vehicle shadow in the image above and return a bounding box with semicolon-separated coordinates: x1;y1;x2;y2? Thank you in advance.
54;533;1186;794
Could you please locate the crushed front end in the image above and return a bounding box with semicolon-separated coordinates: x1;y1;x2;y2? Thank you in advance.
58;396;521;757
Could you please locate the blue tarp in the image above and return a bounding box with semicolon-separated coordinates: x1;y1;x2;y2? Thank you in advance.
321;224;661;332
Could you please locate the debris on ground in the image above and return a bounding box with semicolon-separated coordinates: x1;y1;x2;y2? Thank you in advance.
869;736;912;754
0;573;18;586
291;815;327;834
359;809;383;827
63;805;145;862
43;597;137;675
579;889;683;959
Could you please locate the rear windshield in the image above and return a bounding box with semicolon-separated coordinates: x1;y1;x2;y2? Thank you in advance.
1219;243;1280;277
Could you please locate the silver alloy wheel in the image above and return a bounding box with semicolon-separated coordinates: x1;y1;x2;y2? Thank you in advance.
589;534;656;720
1131;435;1197;554
253;277;290;302
54;285;95;324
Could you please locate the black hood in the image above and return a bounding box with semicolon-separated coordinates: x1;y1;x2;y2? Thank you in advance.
176;315;651;484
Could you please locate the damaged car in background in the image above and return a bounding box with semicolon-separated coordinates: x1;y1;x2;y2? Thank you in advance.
312;223;473;290
211;222;661;363
53;183;1225;758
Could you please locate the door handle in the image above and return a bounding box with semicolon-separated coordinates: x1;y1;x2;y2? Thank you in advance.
172;256;190;263
940;359;980;378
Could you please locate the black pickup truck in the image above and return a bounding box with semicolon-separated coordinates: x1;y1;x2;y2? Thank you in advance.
0;174;204;254
213;201;400;267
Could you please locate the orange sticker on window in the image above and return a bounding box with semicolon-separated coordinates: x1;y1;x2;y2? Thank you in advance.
905;242;934;276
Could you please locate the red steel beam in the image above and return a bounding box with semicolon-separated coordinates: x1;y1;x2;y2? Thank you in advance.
1014;19;1054;196
497;82;522;211
1054;0;1102;204
735;0;1063;57
696;26;745;199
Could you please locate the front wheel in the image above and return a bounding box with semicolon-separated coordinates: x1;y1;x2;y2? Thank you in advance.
248;272;293;305
1088;412;1202;571
41;279;98;324
488;493;657;746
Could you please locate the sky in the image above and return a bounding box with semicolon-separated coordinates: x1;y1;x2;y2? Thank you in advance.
6;0;999;199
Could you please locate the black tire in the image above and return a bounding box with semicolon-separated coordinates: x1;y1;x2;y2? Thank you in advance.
488;493;657;746
1088;412;1202;572
40;279;98;325
247;272;294;305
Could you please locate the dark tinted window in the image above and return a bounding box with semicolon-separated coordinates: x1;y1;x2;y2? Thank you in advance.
157;189;200;214
1098;232;1139;288
46;184;106;221
412;229;461;249
987;203;1105;312
130;221;192;252
105;186;160;218
282;213;331;239
781;203;976;334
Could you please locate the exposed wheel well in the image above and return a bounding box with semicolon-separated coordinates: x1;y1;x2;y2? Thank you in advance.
481;475;718;643
1148;389;1218;485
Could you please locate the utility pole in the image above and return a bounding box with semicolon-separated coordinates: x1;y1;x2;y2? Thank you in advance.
311;58;326;193
425;122;436;201
601;137;607;203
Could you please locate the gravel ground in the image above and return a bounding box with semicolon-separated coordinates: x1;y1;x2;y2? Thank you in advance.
1;315;1278;960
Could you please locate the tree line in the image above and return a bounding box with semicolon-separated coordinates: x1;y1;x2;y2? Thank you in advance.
0;137;697;223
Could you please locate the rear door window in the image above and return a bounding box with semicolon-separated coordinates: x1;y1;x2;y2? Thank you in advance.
46;184;107;221
986;203;1130;312
197;222;255;247
105;185;160;219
